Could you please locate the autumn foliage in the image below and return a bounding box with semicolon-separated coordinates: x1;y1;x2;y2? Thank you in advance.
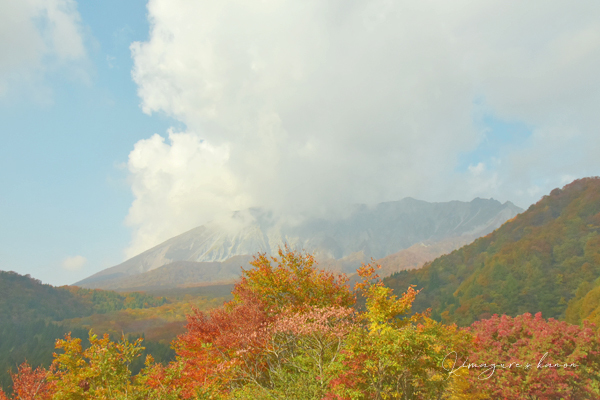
0;363;53;400
385;177;600;327
2;247;599;399
465;313;600;399
232;248;355;312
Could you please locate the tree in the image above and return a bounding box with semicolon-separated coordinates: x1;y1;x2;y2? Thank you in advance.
258;304;355;399
327;263;473;400
174;291;272;398
232;246;355;313
0;362;53;400
465;313;600;399
173;247;355;398
47;331;144;400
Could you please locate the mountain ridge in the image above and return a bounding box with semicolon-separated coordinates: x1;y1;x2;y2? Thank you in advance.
77;197;522;290
384;177;600;326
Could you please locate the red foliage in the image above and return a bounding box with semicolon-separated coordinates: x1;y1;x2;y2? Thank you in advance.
273;306;354;338
465;313;600;399
171;248;356;397
0;363;53;400
174;290;273;397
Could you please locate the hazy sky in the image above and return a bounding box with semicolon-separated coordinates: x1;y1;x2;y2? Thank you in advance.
1;0;599;285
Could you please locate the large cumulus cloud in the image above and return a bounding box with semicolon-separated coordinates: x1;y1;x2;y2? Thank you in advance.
125;0;600;257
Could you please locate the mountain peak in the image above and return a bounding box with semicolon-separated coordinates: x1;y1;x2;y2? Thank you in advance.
76;197;523;290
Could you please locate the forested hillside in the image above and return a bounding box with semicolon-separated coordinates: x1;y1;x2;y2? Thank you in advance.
4;179;600;397
0;271;223;393
385;177;600;326
2;249;598;399
0;271;166;323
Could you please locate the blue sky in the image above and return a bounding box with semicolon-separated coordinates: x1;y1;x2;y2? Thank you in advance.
0;0;176;284
1;0;599;286
457;104;533;174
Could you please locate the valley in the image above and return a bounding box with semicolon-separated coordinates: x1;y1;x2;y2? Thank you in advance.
3;180;600;397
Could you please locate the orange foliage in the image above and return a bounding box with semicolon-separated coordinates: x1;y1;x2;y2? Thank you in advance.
0;363;53;400
174;291;272;397
232;246;355;313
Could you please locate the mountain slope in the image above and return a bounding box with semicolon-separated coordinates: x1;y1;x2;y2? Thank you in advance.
376;234;484;277
384;177;600;326
77;197;522;289
80;255;254;291
0;271;166;323
0;271;173;392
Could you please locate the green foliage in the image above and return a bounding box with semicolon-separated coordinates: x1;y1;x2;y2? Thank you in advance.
0;271;200;394
0;320;88;393
62;286;168;314
327;264;472;399
0;271;167;324
385;177;600;326
565;276;600;326
2;248;599;399
0;272;88;323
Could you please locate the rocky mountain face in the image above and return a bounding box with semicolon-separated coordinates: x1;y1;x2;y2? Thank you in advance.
76;197;522;290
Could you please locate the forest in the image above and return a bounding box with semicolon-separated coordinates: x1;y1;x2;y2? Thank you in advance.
1;248;599;399
385;177;600;327
0;272;223;392
2;178;600;398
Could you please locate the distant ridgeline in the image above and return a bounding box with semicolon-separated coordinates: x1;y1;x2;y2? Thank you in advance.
0;271;167;323
384;177;600;327
77;197;522;292
0;271;170;392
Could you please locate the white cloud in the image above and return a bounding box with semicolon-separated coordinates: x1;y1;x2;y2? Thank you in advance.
468;163;486;177
124;129;251;257
62;255;87;271
125;0;600;256
0;0;86;98
106;55;116;69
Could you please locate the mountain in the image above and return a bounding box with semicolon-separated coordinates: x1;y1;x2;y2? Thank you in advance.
0;271;173;392
384;177;600;326
78;256;254;292
376;235;485;277
0;271;166;324
77;197;522;290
